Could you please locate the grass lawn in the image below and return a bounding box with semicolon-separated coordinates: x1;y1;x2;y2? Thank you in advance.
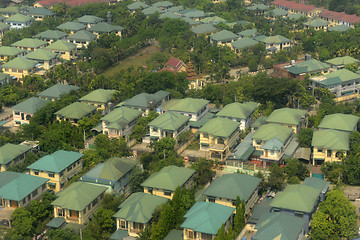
103;44;162;78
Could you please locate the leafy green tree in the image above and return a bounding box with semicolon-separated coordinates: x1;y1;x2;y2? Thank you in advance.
298;128;313;148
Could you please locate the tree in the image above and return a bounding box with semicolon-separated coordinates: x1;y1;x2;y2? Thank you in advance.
298;128;313;148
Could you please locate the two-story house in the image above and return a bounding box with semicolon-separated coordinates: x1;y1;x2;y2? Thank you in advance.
0;143;32;172
55;102;97;125
266;108;307;134
12;97;49;126
79;89;117;111
168;98;209;121
37;84;79;101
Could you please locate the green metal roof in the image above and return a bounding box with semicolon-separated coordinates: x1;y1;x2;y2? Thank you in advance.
191;24;218;34
12;97;48;114
35;30;67;40
141;165;195;191
77;15;103;24
56;21;86;31
120;90;169;109
80;89;116;104
28;150;83;173
210;30;238;42
286;59;330;75
312;129;350;151
260;35;290;44
113;192;168;223
45;40;76;51
0;171;48;202
198;117;239;138
254;212;307;240
5;13;32;23
46;217;66;229
238;28;257;37
216;102;258;120
180;202;235;235
52;182;107;211
325;56;360;66
141;6;164;15
2;57;38;70
164;229;183;240
266;108;307;126
67;30;97;41
160;12;181;19
231;37;259;49
203;173;260;201
109;229;129;240
304;18;330;27
200;16;226;24
0;143;31;165
316;69;360;86
25;48;58;61
303;177;329;194
127;1;149;10
101;106;143;129
252;123;293;143
0;22;9;31
55;102;97;120
270;184;321;213
152;1;174;7
328;24;351;32
247;4;268;11
88;22;124;33
37;84;79;99
11;38;47;49
81;157;137;183
148;111;190;131
318;113;359;132
169;97;209;114
28;7;54;16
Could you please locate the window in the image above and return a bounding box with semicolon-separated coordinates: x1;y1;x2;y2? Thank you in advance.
48;172;55;178
327;150;332;157
164;191;171;196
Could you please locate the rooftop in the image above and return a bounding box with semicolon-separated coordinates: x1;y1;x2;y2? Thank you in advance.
199;117;239;138
12;97;49;114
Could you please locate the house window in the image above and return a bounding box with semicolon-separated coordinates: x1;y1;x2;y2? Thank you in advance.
327;150;332;157
164;191;171;196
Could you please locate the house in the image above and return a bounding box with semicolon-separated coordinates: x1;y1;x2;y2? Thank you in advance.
309;69;360;98
199;117;240;160
119;90;170;115
101;106;143;139
11;38;47;51
25;49;58;70
67;30;97;49
45;40;77;61
252;123;294;163
203;173;261;215
141;6;164;16
311;129;349;164
51;182;107;224
231;37;259;54
80;157;137;194
216;102;259;130
141;165;196;199
266;108;307;133
304;18;330;30
79;89;116;111
113;192;168;237
35;30;67;43
325;56;360;70
1;57;38;81
27;7;54;21
28;150;83;192
88;22;124;38
37;84;80;101
181;202;235;240
164;57;187;72
168;97;209;121
56;21;87;34
255;35;291;54
0;73;10;85
4;14;33;29
0;171;48;208
318;113;359;132
0;46;26;61
209;30;239;47
0;23;10;40
77;15;103;28
12;97;49;126
191;24;218;36
127;2;149;12
55;102;97;124
0;143;32;172
148;111;190;140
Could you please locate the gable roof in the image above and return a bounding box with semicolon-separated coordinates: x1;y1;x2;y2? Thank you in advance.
318;113;359;132
5;13;33;23
216;102;258;120
56;21;86;31
252;123;293;144
266;108;307;125
311;129;350;151
316;69;360;87
77;15;103;24
191;24;218;34
203;173;261;201
141;165;195;191
0;143;31;165
181;202;235;235
286;59;330;75
88;22;124;33
55;102;97;120
199;117;239;138
28;150;83;173
12;97;49;114
101;106;143;129
25;48;58;61
11;38;47;49
38;84;79;99
148;111;190;131
51;182;107;211
45;40;76;52
326;56;360;66
168;97;209;114
2;57;38;70
127;1;149;10
210;30;239;42
67;30;97;41
80;89;116;104
35;30;67;40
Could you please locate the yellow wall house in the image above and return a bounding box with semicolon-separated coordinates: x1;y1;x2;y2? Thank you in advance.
1;57;38;82
79;89;117;111
12;97;49;126
28;150;84;192
52;182;107;224
45;40;77;61
0;143;32;172
199;117;240;160
141;165;196;200
266;108;307;134
55;102;97;125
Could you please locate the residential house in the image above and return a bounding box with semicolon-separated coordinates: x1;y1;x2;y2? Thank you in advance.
252;123;293;163
67;30;97;49
113;192;168;237
35;30;67;43
45;40;77;61
127;2;149;13
77;15;103;28
11;38;47;51
5;14;33;29
168;97;209;121
0;73;10;85
266;108;307;133
203;173;261;215
318;113;359;132
101;106;143;139
148;111;190;140
12;97;49;126
80;157;137;194
0;143;32;172
216;102;259;130
28;150;83;192
255;35;291;54
0;171;48;208
88;22;124;38
199;117;240;160
231;37;259;54
0;23;10;41
56;21;86;34
181;202;235;240
1;57;38;81
304;18;330;30
79;89;116;111
141;165;196;199
163;57;187;72
0;46;26;61
27;7;54;21
141;6;164;16
51;182;107;224
191;24;218;36
55;102;97;124
209;30;239;47
325;56;360;70
25;48;58;70
37;84;80;101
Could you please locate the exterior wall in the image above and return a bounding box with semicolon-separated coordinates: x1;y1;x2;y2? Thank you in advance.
1;183;46;208
13;110;32;126
312;146;346;164
116;218;147;238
